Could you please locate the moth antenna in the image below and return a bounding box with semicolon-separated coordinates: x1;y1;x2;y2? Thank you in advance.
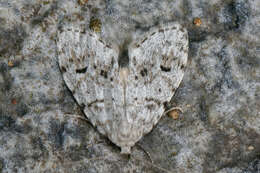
135;143;153;163
63;113;90;123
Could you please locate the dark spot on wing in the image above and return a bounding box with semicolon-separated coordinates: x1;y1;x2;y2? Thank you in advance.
145;98;161;106
134;98;137;101
146;104;156;111
110;77;113;81
171;26;176;30
60;66;67;73
133;56;137;66
180;45;184;51
141;37;148;44
106;45;112;49
181;64;185;69
80;29;86;34
88;99;104;107
100;70;108;78
93;65;97;69
80;103;86;110
111;57;114;67
150;32;156;36
76;66;87;73
158;29;164;32
98;39;104;44
140;68;148;77
159;88;161;92
184;34;188;40
135;76;138;80
160;65;171;72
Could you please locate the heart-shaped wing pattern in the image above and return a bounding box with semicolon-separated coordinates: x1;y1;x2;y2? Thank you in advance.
57;23;188;153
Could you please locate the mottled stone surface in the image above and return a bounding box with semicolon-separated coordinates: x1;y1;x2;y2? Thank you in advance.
0;0;259;173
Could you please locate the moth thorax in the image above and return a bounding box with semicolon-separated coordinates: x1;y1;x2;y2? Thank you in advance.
119;67;129;84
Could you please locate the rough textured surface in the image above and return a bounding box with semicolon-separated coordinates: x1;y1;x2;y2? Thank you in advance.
0;0;259;172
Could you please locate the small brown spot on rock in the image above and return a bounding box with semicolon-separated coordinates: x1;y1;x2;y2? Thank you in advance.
78;0;88;6
193;17;202;26
248;145;254;151
11;98;17;104
8;61;14;67
168;110;180;120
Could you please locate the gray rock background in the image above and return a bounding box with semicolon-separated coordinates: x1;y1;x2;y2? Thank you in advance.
0;0;259;172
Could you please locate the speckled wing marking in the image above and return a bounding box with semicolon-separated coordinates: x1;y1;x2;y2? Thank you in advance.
118;23;188;152
57;23;188;154
57;26;123;137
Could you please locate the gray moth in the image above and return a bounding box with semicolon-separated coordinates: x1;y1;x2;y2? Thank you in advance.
57;22;188;154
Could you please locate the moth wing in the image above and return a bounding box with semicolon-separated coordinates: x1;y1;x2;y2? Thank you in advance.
57;27;122;136
127;23;188;134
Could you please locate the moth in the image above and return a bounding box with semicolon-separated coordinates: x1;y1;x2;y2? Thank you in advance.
57;22;188;154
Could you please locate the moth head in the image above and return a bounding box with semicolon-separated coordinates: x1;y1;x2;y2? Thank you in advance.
118;39;131;68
